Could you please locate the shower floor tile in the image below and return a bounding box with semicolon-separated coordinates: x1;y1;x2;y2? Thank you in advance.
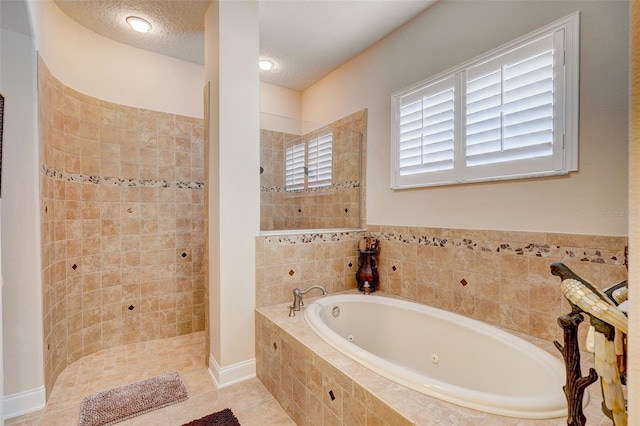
5;331;295;426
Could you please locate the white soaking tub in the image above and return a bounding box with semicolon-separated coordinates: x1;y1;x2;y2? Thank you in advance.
304;293;572;419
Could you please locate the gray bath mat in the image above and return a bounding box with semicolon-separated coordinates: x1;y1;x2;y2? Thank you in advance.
78;371;188;426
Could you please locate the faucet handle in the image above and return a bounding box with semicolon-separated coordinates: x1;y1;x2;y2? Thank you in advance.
288;305;296;317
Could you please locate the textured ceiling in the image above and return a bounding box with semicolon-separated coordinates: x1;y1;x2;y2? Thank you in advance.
54;0;437;91
54;0;210;65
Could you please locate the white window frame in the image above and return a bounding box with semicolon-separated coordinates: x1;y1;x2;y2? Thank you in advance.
391;12;579;189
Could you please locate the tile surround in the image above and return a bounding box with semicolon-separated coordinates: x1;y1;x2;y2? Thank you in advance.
254;226;625;420
256;297;608;425
256;231;364;307
256;303;412;425
39;57;205;399
256;225;627;344
255;221;626;424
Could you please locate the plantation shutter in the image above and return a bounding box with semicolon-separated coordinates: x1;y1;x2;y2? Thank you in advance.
391;13;577;189
464;33;559;179
397;76;456;176
307;134;333;188
285;142;305;190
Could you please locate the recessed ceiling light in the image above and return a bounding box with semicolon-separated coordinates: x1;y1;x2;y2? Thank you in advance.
126;16;152;33
259;59;275;71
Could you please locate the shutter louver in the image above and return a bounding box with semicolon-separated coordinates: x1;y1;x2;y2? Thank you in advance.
285;142;305;190
308;134;333;188
465;35;555;167
398;78;455;176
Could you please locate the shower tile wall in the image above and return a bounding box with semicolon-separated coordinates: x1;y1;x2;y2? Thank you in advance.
260;110;366;231
255;227;627;344
39;58;205;396
255;232;364;307
260;129;294;230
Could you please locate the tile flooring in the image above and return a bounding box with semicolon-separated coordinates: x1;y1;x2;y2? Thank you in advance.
5;331;295;426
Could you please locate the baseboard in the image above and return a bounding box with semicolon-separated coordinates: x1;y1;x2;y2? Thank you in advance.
208;354;256;389
3;385;46;420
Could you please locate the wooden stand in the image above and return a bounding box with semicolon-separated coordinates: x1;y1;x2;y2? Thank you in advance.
554;312;598;426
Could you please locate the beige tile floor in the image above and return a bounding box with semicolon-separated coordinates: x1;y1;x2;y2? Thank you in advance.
5;331;295;426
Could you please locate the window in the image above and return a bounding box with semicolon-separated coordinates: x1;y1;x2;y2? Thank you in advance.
285;133;333;191
391;13;579;189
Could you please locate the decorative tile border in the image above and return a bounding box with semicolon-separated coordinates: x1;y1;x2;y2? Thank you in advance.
260;180;360;194
369;230;626;265
42;164;204;190
261;227;626;266
262;230;365;245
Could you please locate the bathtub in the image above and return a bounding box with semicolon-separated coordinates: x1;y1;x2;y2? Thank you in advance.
304;293;573;419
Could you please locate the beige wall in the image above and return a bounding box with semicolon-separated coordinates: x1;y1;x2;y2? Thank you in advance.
204;0;260;385
1;15;46;414
26;0;204;119
301;0;629;236
260;82;301;122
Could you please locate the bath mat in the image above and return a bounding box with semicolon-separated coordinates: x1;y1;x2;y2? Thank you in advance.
78;371;188;426
182;408;241;426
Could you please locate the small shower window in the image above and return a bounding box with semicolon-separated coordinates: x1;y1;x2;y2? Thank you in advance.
285;133;333;191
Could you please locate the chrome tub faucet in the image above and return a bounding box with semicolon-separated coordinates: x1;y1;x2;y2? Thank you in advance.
288;285;328;316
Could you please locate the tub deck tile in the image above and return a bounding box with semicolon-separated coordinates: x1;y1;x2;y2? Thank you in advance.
256;290;609;425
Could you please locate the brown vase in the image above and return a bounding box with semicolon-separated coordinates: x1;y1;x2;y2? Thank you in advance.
356;249;379;293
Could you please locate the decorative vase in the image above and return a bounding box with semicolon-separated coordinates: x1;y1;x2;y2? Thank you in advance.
356;249;379;293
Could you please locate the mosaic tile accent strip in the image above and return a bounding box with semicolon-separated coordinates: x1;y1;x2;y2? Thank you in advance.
260;180;360;194
42;164;204;190
370;230;626;266
262;230;365;245
262;227;626;266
